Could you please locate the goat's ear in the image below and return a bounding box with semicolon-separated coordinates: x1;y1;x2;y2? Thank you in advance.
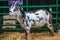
14;3;16;6
14;2;17;6
49;7;52;13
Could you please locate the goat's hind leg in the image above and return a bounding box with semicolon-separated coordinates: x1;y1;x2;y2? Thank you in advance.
47;24;54;36
47;15;54;36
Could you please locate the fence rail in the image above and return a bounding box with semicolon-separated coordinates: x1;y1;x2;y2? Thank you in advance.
0;5;60;8
0;12;60;15
0;0;8;1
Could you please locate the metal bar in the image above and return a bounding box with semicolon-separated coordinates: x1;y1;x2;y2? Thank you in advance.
0;12;60;15
0;6;10;8
0;19;16;20
0;0;8;1
26;0;28;11
0;12;60;14
0;24;20;26
3;27;60;31
3;28;24;31
0;13;8;15
0;18;60;20
0;23;59;26
0;5;60;8
56;0;58;24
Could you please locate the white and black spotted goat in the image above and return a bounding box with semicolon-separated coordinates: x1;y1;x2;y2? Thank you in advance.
9;3;54;36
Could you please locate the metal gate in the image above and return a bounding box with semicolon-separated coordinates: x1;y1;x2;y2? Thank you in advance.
0;0;60;31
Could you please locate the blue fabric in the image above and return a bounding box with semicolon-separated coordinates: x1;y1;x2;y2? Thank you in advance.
19;0;23;5
9;0;23;5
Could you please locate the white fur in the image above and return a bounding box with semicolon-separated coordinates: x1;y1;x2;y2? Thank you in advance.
25;10;50;27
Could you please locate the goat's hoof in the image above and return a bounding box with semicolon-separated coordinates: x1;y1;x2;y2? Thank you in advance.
51;34;54;36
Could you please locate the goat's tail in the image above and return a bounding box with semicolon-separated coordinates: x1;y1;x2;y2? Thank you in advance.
49;7;52;13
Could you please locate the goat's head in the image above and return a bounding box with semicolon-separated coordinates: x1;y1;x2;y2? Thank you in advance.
9;2;21;17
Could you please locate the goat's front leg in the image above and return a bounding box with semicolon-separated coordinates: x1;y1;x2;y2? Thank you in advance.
24;16;32;33
17;16;26;29
24;21;31;33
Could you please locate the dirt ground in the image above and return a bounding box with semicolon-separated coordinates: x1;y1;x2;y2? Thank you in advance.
0;31;60;40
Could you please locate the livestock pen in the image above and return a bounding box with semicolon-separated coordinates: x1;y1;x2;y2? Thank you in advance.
0;0;60;40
